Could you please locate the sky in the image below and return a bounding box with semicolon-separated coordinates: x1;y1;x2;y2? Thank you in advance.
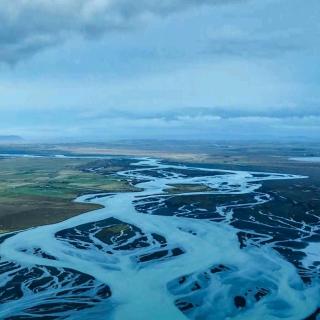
0;0;319;142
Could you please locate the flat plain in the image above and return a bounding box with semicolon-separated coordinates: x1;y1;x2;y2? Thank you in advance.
1;140;320;236
0;156;136;232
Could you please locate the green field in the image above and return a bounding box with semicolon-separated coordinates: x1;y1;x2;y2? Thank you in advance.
0;157;135;233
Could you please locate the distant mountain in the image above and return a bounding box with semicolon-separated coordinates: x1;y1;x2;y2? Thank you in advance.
0;135;24;142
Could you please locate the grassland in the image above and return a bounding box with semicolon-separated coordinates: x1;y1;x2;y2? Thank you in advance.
165;183;215;193
0;157;135;233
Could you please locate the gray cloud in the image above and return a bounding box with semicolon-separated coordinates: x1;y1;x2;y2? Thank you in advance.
78;106;320;122
206;37;301;59
203;24;308;59
0;0;242;64
11;112;320;142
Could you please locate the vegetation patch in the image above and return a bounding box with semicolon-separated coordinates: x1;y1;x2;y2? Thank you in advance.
0;157;136;232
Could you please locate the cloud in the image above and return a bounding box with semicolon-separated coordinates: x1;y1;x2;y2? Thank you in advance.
206;37;301;59
0;0;242;64
4;113;320;142
204;26;303;59
77;105;320;122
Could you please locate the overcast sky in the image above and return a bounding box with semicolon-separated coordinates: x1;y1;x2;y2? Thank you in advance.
0;0;319;141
